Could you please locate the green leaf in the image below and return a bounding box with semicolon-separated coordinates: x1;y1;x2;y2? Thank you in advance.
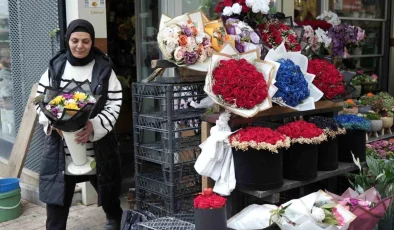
324;218;339;225
320;203;336;209
366;155;381;177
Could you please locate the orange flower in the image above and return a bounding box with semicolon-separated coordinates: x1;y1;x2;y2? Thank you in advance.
192;27;198;36
390;138;394;144
178;35;188;46
346;99;355;105
197;44;203;54
187;20;192;24
367;93;374;97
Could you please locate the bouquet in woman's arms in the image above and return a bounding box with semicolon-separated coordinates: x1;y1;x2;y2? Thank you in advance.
205;43;278;117
327;187;393;230
227;190;356;230
265;43;323;110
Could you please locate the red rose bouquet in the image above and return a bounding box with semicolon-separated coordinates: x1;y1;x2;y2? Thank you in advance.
258;19;301;52
307;59;345;100
277;120;327;144
212;59;268;110
229;127;290;153
194;189;227;209
295;20;333;31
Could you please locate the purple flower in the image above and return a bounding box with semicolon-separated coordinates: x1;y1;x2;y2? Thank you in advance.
349;198;359;207
62;93;74;100
51;107;61;115
202;37;210;46
226;26;236;35
184;51;198;65
78;102;86;108
182;26;193;37
235;41;244;53
250;32;260;44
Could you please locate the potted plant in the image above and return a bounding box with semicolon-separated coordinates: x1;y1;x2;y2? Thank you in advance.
335;114;371;162
364;111;382;138
342;99;359;114
309;116;346;171
194;189;227;230
358;93;374;114
380;109;393;135
351;73;378;95
277;120;327;180
229;127;291;190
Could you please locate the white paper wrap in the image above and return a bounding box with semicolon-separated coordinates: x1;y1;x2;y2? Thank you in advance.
264;43;324;111
194;111;236;196
204;43;279;118
227;190;356;230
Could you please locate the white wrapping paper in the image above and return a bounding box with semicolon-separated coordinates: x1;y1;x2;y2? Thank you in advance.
265;43;324;111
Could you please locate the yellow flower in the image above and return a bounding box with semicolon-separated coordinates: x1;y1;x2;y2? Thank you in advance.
49;96;65;105
64;103;79;110
74;92;87;102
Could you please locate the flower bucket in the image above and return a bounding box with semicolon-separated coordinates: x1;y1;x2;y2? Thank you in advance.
0;188;22;223
283;144;318;180
318;138;339;171
0;178;19;194
233;148;284;190
63;128;94;175
338;130;366;162
194;207;227;230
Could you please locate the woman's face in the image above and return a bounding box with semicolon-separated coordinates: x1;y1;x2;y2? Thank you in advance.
69;32;92;59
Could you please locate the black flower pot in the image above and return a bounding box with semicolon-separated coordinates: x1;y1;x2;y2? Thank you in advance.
283;144;318;180
338;130;366;162
318;138;339;171
233;148;284;190
195;207;227;230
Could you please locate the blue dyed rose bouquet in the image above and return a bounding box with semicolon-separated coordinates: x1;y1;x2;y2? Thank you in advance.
334;114;371;131
265;43;323;110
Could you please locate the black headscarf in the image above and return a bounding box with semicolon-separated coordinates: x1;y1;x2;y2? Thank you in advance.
65;19;96;66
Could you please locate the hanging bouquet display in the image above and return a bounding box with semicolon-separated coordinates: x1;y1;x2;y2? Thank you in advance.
229;127;290;190
215;0;270;25
296;19;333;31
309;116;346;170
257;19;302;52
302;26;332;56
317;11;341;27
194;190;227;230
225;18;262;53
307;59;345;100
204;43;279;117
264;43;324;111
34;80;100;175
277;120;327;180
335;114;371;162
157;12;213;71
227;190;356;230
327;188;393;230
328;24;365;58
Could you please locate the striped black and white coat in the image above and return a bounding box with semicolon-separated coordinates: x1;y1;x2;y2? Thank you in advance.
35;60;122;175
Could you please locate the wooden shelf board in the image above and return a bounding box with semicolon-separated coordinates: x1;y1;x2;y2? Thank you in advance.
238;162;365;199
367;133;394;143
202;101;344;127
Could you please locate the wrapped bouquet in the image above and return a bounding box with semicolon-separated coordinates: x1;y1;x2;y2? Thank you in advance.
204;42;279;118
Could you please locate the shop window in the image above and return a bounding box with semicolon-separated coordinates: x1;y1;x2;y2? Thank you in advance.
0;0;14;160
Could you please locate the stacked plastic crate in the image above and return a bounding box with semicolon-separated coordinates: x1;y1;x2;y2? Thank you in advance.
132;82;205;218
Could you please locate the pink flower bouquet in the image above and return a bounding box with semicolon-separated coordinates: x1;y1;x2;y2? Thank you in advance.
327;188;393;230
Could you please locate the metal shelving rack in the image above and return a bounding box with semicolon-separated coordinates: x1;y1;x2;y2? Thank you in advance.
132;82;206;218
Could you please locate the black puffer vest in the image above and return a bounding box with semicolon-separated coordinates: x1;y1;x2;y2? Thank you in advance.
39;49;121;207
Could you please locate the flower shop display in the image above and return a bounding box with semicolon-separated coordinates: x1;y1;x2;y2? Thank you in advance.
317;11;341;27
194;190;227;230
257;19;302;52
328;24;365;58
34;80;100;175
335;114;371;162
265;43;323;111
342;99;359;114
327;187;393;230
227;190;356;230
277;120;327;180
224;18;262;53
157;12;213;72
364;111;382;138
229;126;290;190
307;59;345;100
309;116;346;171
204;43;278;118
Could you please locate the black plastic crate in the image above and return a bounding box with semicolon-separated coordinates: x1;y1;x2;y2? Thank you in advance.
137;192;194;217
132;83;205;99
137;217;195;230
136;168;201;198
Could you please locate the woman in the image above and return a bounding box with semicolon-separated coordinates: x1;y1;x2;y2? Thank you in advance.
36;19;123;230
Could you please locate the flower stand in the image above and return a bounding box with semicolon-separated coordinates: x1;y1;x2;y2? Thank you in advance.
283;144;318;180
369;119;383;138
194;207;227;230
233;148;284;190
317;138;339;171
381;117;393;135
338;130;366;162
